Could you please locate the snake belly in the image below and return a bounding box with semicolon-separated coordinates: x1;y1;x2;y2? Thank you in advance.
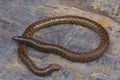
13;15;109;76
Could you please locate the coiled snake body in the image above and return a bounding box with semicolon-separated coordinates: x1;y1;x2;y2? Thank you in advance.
13;15;109;76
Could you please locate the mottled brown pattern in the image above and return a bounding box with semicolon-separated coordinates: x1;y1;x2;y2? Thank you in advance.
13;15;109;76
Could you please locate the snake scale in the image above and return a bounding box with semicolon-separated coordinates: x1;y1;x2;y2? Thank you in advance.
13;15;109;76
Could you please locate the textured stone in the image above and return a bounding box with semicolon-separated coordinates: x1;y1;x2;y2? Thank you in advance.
0;0;120;80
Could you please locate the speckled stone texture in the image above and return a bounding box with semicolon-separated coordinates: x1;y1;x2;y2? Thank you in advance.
0;0;120;80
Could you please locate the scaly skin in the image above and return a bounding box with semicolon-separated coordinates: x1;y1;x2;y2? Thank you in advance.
13;15;109;76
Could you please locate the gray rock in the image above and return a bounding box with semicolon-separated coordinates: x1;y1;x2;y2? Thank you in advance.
0;0;120;80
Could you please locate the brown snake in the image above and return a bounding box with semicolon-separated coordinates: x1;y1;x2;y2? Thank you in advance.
13;15;109;76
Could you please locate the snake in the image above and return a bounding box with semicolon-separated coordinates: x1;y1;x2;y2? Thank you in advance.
12;15;109;76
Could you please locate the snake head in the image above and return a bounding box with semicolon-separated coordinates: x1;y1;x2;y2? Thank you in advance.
12;36;27;43
12;36;20;41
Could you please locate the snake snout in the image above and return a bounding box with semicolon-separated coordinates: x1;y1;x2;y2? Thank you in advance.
12;36;23;41
12;36;19;40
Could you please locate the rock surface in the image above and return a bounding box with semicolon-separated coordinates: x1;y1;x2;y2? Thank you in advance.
0;0;120;80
